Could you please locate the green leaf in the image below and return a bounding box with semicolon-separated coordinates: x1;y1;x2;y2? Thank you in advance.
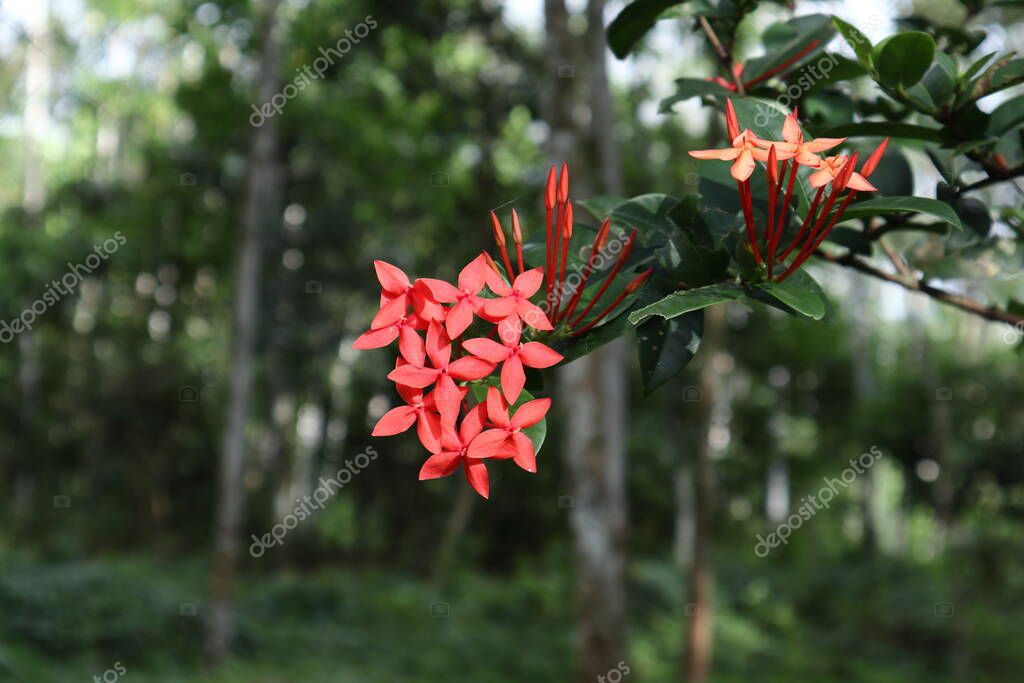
628;282;745;325
741;14;835;84
607;0;687;59
989;94;1024;137
470;380;547;455
873;32;935;88
811;121;944;143
836;197;964;231
919;52;957;106
578;196;625;221
660;78;735;112
832;17;874;70
637;311;703;394
755;269;827;320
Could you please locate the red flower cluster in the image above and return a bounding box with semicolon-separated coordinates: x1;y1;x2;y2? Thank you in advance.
689;99;888;281
353;255;562;499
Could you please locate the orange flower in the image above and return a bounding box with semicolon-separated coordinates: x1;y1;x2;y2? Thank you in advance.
809;154;877;192
689;128;795;181
758;112;846;168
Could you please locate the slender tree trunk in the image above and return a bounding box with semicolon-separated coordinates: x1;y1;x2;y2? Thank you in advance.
14;0;51;525
206;0;283;663
683;305;724;683
546;1;630;678
849;277;879;551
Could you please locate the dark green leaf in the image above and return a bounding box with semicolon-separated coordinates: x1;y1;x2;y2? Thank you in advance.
811;121;944;143
989;94;1024;136
742;14;835;84
628;282;745;324
755;269;827;320
832;17;874;70
873;32;935;88
607;0;687;59
836;197;964;230
637;311;703;394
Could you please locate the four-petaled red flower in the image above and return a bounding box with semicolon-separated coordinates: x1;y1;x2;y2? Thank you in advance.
463;320;563;403
468;387;550;473
417;254;492;338
418;403;491;499
482;267;553;331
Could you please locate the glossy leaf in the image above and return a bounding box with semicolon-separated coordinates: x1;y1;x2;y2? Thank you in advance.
873;32;935;88
755;269;827;320
835;197;964;231
637;311;703;394
628;282;746;325
607;0;688;59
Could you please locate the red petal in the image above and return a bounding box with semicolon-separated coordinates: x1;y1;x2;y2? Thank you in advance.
371;295;407;329
433;375;462;428
518;342;563;368
510;432;537;473
496;317;523;345
460;403;487;443
463;459;490;498
482;297;516;320
448;356;496;381
387;365;438;388
462;338;510;363
511;397;551;430
466;429;510;459
458;254;489;294
398;327;425;367
425;322;452;369
516;300;553;331
416;411;443;453
444;299;475;339
484;267;512;296
485;386;511;428
372;406;417;436
374;260;411;294
419;451;461;480
513;268;544;297
416;278;461;303
353;326;398;349
500;354;525;404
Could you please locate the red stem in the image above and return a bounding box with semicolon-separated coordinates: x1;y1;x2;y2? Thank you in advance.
778;186;824;263
738;180;762;264
568;229;636;329
742;40;821;89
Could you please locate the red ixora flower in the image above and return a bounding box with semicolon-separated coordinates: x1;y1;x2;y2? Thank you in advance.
418;403;491;499
688;98;888;281
462;319;563;403
467;386;550;473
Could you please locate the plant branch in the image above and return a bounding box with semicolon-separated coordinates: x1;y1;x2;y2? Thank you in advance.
815;249;1024;327
698;16;744;95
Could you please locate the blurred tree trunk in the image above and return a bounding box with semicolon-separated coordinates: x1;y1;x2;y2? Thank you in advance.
207;0;284;663
14;0;51;524
849;278;879;552
546;1;629;679
683;305;724;683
